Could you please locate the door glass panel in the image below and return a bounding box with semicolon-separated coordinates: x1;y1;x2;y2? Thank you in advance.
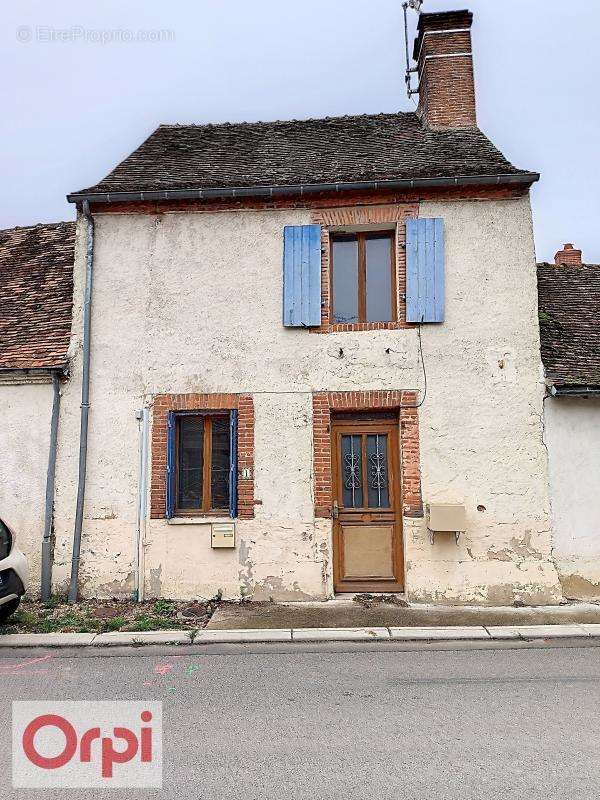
210;416;231;509
177;416;204;509
367;434;390;508
332;237;359;324
366;235;393;322
341;434;363;508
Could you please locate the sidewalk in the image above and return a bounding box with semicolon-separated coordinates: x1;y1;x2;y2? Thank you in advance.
2;599;600;648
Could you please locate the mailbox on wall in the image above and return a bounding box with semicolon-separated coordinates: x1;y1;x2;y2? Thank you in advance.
211;522;236;549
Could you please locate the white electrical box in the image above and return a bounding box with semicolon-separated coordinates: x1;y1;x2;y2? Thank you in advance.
211;522;236;549
426;503;466;544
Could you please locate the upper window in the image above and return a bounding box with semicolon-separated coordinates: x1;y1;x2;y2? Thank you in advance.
172;412;235;516
331;231;396;324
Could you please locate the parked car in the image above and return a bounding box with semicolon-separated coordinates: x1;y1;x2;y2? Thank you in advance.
0;518;28;622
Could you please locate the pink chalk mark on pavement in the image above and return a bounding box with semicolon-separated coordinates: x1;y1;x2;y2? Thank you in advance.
0;655;54;672
0;655;54;676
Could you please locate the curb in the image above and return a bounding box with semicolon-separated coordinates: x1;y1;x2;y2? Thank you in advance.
0;624;599;648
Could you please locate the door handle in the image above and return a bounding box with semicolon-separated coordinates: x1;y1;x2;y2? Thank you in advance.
332;500;339;519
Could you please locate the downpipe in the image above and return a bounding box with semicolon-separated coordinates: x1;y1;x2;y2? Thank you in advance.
40;370;61;601
134;407;150;602
68;201;95;604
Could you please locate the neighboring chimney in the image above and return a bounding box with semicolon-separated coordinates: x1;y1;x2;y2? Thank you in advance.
554;243;583;266
413;10;476;130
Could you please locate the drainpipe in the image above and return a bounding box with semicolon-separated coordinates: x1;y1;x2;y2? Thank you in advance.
40;370;61;601
68;201;95;604
134;407;150;602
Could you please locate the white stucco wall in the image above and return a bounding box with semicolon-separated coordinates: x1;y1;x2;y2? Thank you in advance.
544;396;600;599
0;380;55;593
50;196;561;604
406;199;560;605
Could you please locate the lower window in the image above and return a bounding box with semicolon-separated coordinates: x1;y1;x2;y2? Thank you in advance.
167;411;238;517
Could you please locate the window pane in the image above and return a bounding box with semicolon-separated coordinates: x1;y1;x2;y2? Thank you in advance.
211;417;231;510
367;434;390;508
341;435;363;508
366;235;393;322
177;416;204;510
332;238;359;323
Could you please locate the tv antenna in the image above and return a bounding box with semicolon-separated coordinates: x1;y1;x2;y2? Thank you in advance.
403;0;422;97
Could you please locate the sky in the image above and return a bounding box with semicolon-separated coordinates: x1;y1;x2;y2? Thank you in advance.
1;0;599;263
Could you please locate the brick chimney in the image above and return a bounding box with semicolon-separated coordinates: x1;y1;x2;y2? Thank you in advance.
413;10;476;130
554;243;583;266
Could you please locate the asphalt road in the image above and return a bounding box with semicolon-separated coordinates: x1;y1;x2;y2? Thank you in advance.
1;641;600;799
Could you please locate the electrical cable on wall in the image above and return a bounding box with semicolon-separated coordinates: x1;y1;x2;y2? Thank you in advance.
386;322;428;410
413;323;428;408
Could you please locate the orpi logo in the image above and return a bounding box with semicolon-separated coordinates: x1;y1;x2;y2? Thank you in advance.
12;702;162;788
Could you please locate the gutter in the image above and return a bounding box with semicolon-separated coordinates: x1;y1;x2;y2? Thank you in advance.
550;385;600;397
68;200;95;604
0;365;68;378
67;172;539;206
40;371;61;601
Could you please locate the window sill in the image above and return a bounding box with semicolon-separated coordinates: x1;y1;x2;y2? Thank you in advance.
312;321;414;334
167;516;234;525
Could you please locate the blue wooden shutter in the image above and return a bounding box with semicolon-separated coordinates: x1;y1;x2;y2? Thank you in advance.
166;411;176;519
406;218;445;323
283;224;322;327
229;410;238;518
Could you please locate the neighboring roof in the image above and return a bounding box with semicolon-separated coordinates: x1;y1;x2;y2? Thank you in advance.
68;112;538;201
537;262;600;388
0;222;75;371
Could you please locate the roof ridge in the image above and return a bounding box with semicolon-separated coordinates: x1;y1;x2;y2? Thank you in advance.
538;262;600;269
156;111;416;130
0;220;75;236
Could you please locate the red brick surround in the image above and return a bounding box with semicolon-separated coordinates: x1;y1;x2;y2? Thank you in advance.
150;392;255;519
312;391;423;520
311;203;419;332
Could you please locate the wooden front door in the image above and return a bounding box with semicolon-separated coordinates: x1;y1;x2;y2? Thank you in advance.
332;415;404;593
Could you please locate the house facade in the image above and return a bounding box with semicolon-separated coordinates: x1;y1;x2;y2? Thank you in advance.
538;244;600;601
0;223;74;595
1;8;568;605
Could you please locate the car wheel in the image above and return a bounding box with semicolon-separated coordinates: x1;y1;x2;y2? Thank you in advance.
0;597;21;623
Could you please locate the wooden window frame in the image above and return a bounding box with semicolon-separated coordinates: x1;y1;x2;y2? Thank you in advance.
329;230;397;325
174;411;231;517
